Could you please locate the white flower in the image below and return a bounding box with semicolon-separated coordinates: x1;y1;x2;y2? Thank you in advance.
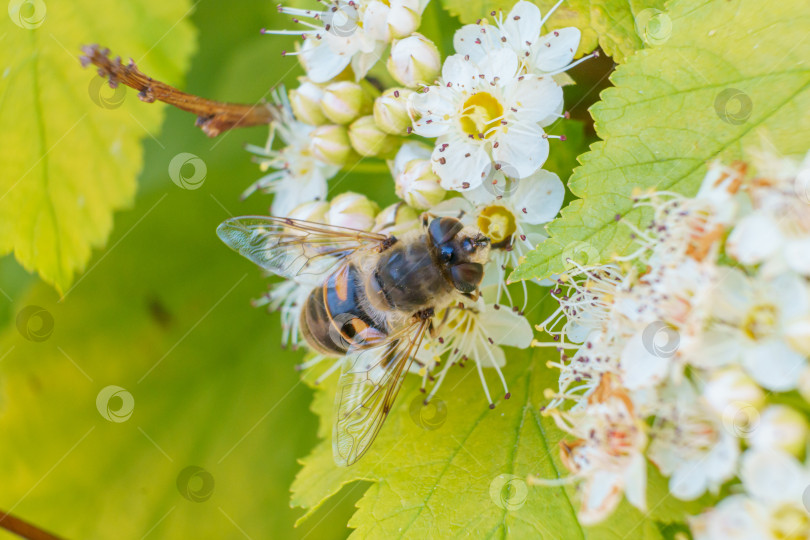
648;384;739;501
453;1;587;77
693;448;810;540
727;151;810;276
409;48;563;190
267;0;428;83
690;495;768;540
696;268;810;391
537;374;648;525
432;169;564;303
418;298;533;406
244;92;338;215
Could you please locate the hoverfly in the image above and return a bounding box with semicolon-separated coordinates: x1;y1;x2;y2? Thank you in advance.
217;213;490;465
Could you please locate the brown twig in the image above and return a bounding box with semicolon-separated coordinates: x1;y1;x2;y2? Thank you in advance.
0;510;64;540
79;44;280;137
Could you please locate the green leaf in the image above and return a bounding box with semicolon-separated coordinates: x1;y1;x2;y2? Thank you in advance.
511;0;810;282
291;304;693;537
0;3;365;537
437;0;666;61
0;1;197;293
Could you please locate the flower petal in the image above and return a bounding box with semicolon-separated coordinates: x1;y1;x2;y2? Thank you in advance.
507;76;564;124
441;53;477;86
477;48;519;83
491;123;548;178
619;330;671;390
743;339;806;391
502;1;542;51
433;138;490;190
785;237;810;275
300;40;352;83
511;169;564;224
727;212;782;265
480;303;533;348
452;23;502;63
533;27;581;73
409;88;455;137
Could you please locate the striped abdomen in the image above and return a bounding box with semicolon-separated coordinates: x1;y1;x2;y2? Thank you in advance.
300;263;389;355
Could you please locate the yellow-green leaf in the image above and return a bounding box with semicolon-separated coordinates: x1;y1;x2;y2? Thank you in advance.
0;1;197;293
291;323;697;537
438;0;667;61
511;0;810;282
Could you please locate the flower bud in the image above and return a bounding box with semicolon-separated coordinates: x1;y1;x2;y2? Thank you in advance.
321;81;375;125
387;2;421;39
288;200;330;223
374;201;419;234
310;124;354;166
327;192;380;230
703;367;765;415
387;33;441;88
749;405;808;456
396;159;445;209
374;88;415;135
289;81;328;126
348;116;401;159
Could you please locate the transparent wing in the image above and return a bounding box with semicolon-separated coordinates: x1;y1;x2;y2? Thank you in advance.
216;216;389;281
332;319;431;467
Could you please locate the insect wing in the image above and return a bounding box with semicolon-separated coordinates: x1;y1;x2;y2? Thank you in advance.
332;319;430;466
217;216;389;281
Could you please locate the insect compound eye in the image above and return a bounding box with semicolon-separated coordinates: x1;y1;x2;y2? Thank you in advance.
439;244;456;264
428;217;464;246
449;262;484;293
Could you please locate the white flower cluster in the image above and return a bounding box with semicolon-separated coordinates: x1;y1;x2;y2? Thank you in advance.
248;1;588;403
533;151;810;535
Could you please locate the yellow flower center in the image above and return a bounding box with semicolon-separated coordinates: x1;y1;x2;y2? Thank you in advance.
743;303;778;340
459;92;504;139
477;205;516;246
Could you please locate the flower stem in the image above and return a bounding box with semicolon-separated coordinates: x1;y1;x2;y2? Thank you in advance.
79;44;279;137
0;510;63;540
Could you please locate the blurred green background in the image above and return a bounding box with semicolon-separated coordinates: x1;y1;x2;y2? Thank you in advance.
0;1;609;537
0;2;368;538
